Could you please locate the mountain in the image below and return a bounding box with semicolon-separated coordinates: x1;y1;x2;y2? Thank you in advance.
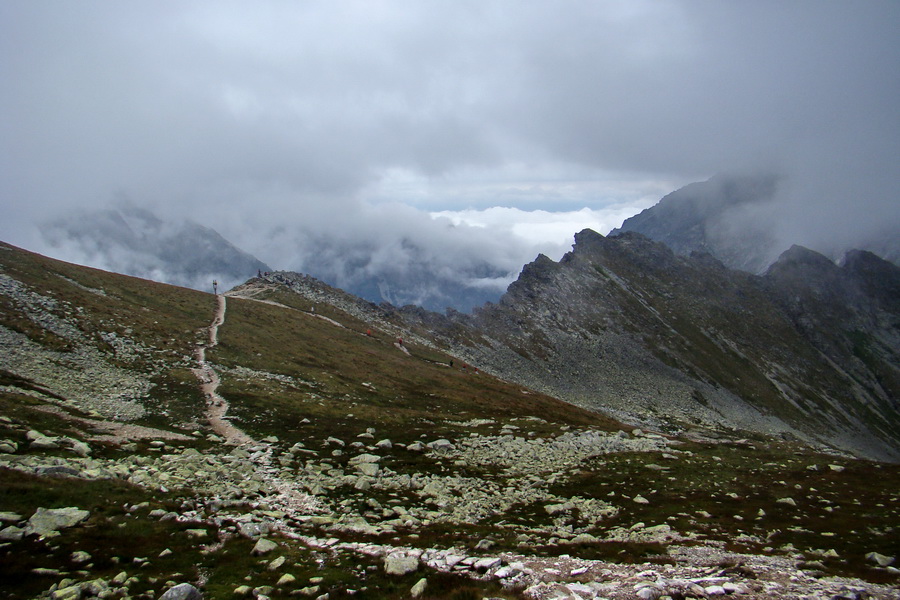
285;236;511;312
2;240;899;599
392;230;900;463
610;173;900;273
39;205;272;293
39;205;509;312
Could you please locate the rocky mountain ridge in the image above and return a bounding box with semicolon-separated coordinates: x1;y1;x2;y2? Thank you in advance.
234;230;900;462
383;230;900;462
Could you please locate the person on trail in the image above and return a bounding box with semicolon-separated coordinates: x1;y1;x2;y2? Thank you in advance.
213;280;218;295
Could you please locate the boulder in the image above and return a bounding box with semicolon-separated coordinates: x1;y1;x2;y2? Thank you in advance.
411;578;427;598
384;552;419;575
251;538;278;556
866;552;895;567
69;441;92;457
427;439;454;453
356;463;380;477
29;434;61;450
239;522;271;539
0;526;24;541
349;453;381;465
50;584;82;600
26;507;90;538
158;583;203;600
0;511;23;523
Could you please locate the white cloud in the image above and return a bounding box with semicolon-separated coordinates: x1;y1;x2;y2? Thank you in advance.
430;204;654;261
1;0;897;299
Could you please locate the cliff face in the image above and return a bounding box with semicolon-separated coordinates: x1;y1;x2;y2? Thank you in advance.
406;230;900;462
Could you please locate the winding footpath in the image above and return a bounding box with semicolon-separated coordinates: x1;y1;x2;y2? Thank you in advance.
191;294;321;514
193;294;253;446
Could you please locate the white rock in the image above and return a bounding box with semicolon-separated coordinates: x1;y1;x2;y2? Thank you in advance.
636;586;661;600
251;538;278;556
474;557;501;571
866;552;895;567
384;552;418;575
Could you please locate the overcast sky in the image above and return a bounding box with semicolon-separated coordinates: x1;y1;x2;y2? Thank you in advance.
2;1;898;284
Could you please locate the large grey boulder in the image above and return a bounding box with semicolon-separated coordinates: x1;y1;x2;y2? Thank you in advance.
26;507;90;538
384;552;419;575
251;538;278;556
158;583;202;600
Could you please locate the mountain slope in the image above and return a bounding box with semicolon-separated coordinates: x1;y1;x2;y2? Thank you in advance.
2;241;900;599
395;230;900;462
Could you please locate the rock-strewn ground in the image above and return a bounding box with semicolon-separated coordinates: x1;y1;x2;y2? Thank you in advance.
1;243;898;599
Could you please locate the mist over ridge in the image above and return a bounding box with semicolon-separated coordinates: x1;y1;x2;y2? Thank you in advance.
2;2;897;308
30;171;899;313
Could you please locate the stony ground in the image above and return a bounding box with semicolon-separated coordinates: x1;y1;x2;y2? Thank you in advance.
1;245;898;600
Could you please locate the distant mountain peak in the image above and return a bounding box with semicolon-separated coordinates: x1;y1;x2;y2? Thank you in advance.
610;173;898;275
39;206;271;292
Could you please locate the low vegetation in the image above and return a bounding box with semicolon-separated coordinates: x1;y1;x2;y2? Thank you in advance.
0;242;897;599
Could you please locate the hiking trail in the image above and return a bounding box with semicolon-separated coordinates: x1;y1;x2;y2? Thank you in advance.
193;294;253;446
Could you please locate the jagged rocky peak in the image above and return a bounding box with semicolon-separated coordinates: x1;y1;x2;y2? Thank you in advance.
572;227;606;249
501;253;561;305
766;244;838;275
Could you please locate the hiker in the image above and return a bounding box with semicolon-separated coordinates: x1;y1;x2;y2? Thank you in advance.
213;280;218;295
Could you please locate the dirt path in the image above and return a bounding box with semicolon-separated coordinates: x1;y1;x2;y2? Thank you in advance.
193;294;253;446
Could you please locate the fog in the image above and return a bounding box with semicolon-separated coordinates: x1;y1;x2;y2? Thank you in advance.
2;1;897;303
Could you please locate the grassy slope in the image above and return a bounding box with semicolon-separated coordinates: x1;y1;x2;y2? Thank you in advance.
0;243;898;599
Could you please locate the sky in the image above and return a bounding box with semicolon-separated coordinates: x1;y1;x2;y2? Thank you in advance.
2;1;898;302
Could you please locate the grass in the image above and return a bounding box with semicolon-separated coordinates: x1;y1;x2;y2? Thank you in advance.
1;241;898;598
544;441;900;582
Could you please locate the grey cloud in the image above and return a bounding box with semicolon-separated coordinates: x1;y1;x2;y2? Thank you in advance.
1;1;897;294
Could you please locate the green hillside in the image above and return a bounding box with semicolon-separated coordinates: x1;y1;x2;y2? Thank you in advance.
1;242;898;599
